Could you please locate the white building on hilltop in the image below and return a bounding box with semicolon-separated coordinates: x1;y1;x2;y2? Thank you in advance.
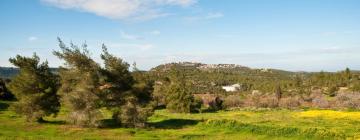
222;84;241;92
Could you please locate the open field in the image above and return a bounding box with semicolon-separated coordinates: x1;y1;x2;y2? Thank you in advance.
1;101;360;140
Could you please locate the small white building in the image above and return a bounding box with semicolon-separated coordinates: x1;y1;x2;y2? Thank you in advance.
222;84;241;92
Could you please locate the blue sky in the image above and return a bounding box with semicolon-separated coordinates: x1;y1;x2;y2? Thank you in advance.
0;0;359;71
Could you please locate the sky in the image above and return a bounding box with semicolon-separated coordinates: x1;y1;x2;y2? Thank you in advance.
0;0;359;72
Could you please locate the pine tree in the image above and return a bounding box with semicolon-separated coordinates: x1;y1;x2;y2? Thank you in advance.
120;97;154;128
99;45;134;123
165;68;200;113
7;54;60;122
53;38;102;126
100;45;154;127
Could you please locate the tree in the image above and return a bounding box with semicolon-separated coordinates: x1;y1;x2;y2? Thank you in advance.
343;68;352;86
131;61;154;105
152;77;170;107
351;80;360;92
275;85;282;100
120;97;154;128
327;85;338;97
99;45;134;123
344;67;351;80
7;54;60;122
0;78;14;100
295;75;308;96
54;38;102;126
100;45;154;127
165;68;200;113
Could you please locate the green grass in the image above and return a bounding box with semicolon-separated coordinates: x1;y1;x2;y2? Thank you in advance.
0;101;359;140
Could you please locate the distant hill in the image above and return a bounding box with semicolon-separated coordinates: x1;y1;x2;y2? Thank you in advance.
0;67;58;79
147;62;306;93
0;67;19;79
147;62;360;94
150;62;298;79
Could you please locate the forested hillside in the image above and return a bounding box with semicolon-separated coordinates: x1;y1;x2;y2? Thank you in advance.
0;67;58;79
0;67;19;79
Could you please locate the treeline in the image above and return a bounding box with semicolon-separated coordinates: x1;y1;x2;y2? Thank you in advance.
150;63;360;95
0;67;58;79
148;61;360;110
0;78;14;100
1;38;360;128
1;38;200;128
217;69;360;110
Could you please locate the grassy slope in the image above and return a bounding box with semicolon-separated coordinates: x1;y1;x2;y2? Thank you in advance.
0;101;359;140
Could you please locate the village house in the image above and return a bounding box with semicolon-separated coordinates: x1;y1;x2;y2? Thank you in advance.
222;84;241;92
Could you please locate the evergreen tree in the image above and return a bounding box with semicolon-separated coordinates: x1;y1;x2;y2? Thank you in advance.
152;77;170;107
54;38;102;126
99;45;134;123
343;68;352;86
120;97;154;128
166;68;200;113
100;45;154;127
0;78;14;100
344;67;351;80
296;77;306;96
275;85;282;100
7;54;60;122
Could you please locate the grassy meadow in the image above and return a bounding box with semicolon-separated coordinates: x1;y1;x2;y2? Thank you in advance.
0;101;359;140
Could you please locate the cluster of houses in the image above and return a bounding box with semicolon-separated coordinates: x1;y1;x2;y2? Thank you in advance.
197;64;245;70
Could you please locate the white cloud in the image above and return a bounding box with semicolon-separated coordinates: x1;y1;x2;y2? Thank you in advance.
185;12;224;22
120;31;143;40
155;0;196;6
41;0;197;20
28;36;38;42
149;30;161;35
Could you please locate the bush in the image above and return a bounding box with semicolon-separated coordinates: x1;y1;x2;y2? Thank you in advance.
244;94;279;108
68;109;101;127
258;95;279;108
326;86;338;97
279;97;301;109
334;92;360;109
194;94;222;111
243;94;260;107
0;78;15;100
223;95;244;109
118;98;154;128
192;97;203;113
310;93;330;109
